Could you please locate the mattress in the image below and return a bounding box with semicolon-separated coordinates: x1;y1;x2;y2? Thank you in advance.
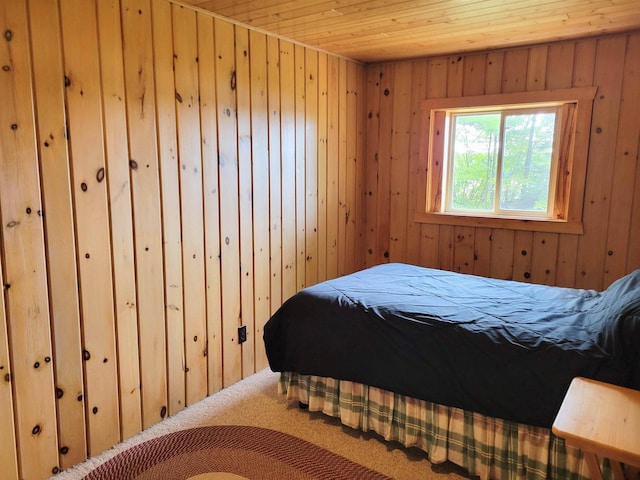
264;263;640;427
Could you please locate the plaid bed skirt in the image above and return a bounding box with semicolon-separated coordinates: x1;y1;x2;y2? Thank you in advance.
279;372;612;480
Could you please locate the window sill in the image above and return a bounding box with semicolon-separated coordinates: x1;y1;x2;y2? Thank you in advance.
414;211;583;234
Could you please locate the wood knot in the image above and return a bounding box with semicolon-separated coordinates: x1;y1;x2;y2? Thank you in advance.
230;71;237;91
4;30;13;41
32;425;41;435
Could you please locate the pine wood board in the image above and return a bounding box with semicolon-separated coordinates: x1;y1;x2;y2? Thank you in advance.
305;48;319;286
235;25;256;379
279;40;298;301
316;52;329;282
575;36;626;290
249;29;271;371
267;35;284;314
151;0;186;414
197;11;224;394
215;17;243;387
325;55;341;279
28;0;87;466
294;44;307;289
96;0;143;441
121;0;168;429
59;0;121;455
0;0;59;475
172;3;208;406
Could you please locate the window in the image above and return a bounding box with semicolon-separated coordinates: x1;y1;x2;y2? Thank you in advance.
446;106;559;217
416;88;596;234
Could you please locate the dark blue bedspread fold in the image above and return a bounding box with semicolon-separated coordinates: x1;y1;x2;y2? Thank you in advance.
264;263;640;427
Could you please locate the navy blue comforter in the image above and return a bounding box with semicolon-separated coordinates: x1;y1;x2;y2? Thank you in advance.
263;263;640;428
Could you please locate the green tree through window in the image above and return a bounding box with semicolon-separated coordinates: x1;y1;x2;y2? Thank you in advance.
447;108;556;216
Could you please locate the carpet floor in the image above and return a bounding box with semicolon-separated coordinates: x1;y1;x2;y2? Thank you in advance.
52;369;471;480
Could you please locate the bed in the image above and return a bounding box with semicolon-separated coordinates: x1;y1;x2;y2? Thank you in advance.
263;263;640;480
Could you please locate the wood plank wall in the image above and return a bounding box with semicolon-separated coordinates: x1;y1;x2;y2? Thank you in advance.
0;0;365;478
365;31;640;291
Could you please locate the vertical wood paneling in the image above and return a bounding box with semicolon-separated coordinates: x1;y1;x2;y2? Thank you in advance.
172;3;208;406
355;65;367;271
0;1;59;477
235;26;256;378
28;0;86;466
575;36;626;290
530;232;559;285
280;40;297;300
364;65;381;267
373;63;394;265
419;57;447;268
317;52;329;281
388;63;412;263
473;228;493;277
215;18;242;386
337;58;349;275
249;29;271;371
59;0;120;455
627;133;640;272
0;256;18;480
267;36;283;315
453;227;475;274
151;0;185;414
305;48;319;286
603;34;640;287
326;55;340;278
344;61;358;274
513;232;533;282
121;0;168;429
96;0;142;442
438;225;455;271
295;44;307;289
405;60;428;267
196;12;223;394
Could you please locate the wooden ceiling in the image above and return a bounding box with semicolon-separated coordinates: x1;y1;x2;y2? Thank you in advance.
179;0;640;63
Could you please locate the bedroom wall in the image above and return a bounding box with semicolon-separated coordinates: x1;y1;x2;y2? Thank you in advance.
364;31;640;291
0;0;366;478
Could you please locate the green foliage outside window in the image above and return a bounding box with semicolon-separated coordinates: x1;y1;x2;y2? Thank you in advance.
449;110;556;214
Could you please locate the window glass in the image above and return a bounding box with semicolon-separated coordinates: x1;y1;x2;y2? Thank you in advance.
500;111;556;213
447;108;557;218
